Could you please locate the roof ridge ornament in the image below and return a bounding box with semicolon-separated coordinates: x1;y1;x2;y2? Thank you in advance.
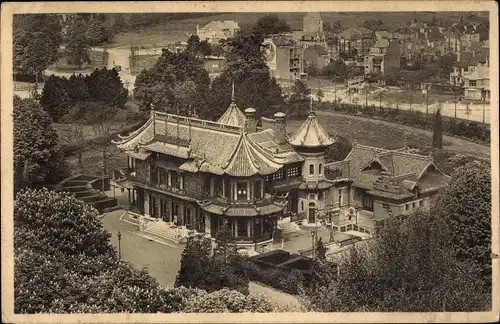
231;81;235;103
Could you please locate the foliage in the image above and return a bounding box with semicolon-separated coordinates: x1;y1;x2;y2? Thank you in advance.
306;212;490;312
243;260;306;295
252;14;291;38
13;14;62;77
13;96;69;191
65;19;92;68
316;237;327;260
86;68;128;108
433;162;491;286
320;58;357;81
134;50;211;115
324;21;343;34
286;80;311;118
14;188;184;313
186;34;211;58
171;287;276;313
362;19;385;31
432;108;443;149
86;19;111;45
175;227;249;295
316;89;324;102
39;75;72;122
325;135;352;162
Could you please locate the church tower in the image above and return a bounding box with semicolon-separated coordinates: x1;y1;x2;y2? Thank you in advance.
303;12;324;34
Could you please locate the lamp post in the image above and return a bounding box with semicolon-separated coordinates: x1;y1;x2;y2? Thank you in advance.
117;230;122;261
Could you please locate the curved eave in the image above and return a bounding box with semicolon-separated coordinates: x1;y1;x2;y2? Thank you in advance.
288;114;335;148
197;201;285;217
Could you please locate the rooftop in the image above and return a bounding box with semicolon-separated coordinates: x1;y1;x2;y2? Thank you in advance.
338;27;373;39
288;106;335;148
217;83;247;127
201;20;240;31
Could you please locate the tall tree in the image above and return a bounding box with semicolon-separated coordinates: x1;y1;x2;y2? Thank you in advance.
286;79;311;118
13;96;69;191
134;50;211;115
13;14;62;81
432;107;443;149
86;19;111;45
325;136;352;162
433;161;491;286
65;18;92;68
175;235;214;290
186;34;211;58
86;68;128;108
252;14;291;38
362;19;384;31
39;75;71;121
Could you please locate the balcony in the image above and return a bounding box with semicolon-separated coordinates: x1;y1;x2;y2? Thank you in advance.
128;174;207;201
210;193;279;207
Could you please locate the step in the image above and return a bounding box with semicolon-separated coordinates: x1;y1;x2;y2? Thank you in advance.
144;222;181;244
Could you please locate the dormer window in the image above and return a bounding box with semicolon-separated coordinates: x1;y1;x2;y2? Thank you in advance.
319;163;323;175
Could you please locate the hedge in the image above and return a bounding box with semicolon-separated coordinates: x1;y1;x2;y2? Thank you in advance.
243;261;307;295
316;101;490;145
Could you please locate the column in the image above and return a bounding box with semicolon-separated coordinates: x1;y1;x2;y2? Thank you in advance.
167;171;172;187
127;188;131;204
179;201;185;226
234;218;238;238
205;214;211;236
144;193;150;216
233;182;237;200
261;181;264;198
247;219;252;238
247;181;251;200
179;174;184;190
222;178;226;197
210;177;215;196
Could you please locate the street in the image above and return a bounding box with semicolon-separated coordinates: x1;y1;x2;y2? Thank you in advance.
101;210;183;288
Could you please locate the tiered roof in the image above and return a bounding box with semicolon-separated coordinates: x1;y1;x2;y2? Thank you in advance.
337;143;450;199
288;107;334;148
114;111;303;177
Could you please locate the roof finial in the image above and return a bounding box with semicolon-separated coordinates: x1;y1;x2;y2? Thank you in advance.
231;81;235;103
150;103;156;136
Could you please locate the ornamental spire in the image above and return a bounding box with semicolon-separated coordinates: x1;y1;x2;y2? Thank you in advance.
309;95;314;116
231;81;235;103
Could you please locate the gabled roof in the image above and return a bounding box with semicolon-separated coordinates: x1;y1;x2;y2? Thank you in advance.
372;39;390;48
288;110;334;148
304;12;322;21
307;45;328;56
339;143;450;196
202;20;240;30
467;65;489;81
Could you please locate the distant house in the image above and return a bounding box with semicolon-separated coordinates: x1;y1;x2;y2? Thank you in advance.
262;36;304;80
449;48;489;86
375;30;392;40
337;27;375;58
445;22;489;53
364;39;401;76
303;45;329;70
462;52;490;101
292;12;327;50
326;143;451;229
196;20;240;44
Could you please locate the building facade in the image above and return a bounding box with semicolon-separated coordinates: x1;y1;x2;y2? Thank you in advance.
337;27;375;58
196;20;240;44
114;91;450;243
262;36;304;80
364;39;401;76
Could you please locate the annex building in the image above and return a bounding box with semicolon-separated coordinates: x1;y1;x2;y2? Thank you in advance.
113;90;450;244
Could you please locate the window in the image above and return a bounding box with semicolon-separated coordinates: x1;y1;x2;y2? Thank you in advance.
405;204;409;211
412;202;416;208
419;200;423;207
287;166;300;178
309;164;315;175
301;201;304;211
469;80;477;87
319;164;323;175
236;182;247;200
273;168;285;181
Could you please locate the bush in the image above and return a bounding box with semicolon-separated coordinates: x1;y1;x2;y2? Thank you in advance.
243;261;306;295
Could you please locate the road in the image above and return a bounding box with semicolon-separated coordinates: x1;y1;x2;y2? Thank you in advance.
101;210;183;288
315;110;491;160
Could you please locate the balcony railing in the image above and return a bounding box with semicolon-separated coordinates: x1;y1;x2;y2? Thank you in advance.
128;175;207;200
210;193;279;207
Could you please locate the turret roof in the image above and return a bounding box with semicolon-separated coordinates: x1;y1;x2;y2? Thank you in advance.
217;83;247;127
288;103;334;148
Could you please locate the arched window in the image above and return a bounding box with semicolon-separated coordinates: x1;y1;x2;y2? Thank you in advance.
309;163;314;175
319;163;323;174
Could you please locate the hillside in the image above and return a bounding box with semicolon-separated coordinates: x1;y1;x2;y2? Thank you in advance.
110;11;466;48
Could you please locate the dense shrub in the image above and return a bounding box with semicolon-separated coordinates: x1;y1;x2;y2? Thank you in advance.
243;261;306;295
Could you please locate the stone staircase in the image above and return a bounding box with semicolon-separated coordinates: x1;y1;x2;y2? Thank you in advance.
143;221;183;244
278;221;300;235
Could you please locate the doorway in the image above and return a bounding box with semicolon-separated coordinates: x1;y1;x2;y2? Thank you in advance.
308;202;316;223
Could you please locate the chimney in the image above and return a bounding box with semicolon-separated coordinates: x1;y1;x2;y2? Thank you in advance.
273;112;287;144
244;108;257;133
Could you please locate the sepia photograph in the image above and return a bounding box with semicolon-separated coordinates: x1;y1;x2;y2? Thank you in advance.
1;1;498;323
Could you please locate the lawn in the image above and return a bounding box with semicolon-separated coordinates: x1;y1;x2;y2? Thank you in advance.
48;49;109;73
111;12;461;48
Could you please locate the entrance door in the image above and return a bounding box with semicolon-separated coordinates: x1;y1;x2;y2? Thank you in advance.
308;202;316;223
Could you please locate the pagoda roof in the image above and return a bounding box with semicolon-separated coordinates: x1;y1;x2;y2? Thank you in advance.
288;110;334;148
217;83;247;127
114;111;302;177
